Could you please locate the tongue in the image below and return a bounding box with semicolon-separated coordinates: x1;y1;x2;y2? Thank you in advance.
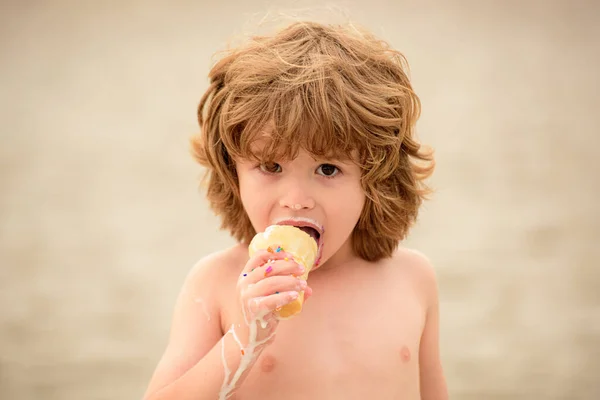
298;226;319;244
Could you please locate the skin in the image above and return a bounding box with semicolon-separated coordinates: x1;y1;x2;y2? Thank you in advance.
143;148;448;400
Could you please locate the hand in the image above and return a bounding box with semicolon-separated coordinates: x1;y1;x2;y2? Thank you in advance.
234;247;307;348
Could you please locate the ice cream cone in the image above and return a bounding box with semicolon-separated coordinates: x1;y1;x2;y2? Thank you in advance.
248;225;318;319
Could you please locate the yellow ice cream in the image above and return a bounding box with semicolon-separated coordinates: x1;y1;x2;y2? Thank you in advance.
248;225;318;319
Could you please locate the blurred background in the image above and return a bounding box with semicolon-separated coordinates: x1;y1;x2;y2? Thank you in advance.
1;0;599;399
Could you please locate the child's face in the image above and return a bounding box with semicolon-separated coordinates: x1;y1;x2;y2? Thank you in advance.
236;147;365;269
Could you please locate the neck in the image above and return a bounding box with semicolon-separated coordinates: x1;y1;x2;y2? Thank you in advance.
312;235;358;274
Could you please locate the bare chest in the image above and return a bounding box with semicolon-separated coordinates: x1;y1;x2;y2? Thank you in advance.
223;267;426;399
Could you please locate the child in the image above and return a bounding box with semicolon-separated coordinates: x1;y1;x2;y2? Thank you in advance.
144;20;447;400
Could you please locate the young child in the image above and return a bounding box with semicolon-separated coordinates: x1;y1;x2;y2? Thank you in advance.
144;20;447;400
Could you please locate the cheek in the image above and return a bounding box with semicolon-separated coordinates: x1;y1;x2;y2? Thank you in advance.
238;174;272;226
347;195;365;224
238;173;258;208
326;186;365;224
240;183;265;210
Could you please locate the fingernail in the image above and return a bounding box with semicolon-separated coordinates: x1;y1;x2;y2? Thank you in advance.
289;291;299;299
298;280;307;288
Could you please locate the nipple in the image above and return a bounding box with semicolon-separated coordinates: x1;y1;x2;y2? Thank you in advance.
260;354;277;373
400;346;411;363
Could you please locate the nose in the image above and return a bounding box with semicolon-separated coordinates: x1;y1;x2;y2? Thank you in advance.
278;180;315;211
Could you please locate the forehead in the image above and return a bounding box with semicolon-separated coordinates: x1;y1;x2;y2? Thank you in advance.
245;127;359;162
249;140;358;163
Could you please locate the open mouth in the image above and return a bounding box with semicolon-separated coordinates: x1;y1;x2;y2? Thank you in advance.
297;226;320;245
273;218;324;264
296;226;323;267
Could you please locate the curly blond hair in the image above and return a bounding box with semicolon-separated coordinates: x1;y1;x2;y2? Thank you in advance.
190;21;434;262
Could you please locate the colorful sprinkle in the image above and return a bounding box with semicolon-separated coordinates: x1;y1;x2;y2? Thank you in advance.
276;246;283;252
284;257;289;261
243;273;247;277
267;246;274;253
275;291;279;294
251;268;255;272
264;265;273;276
241;349;245;355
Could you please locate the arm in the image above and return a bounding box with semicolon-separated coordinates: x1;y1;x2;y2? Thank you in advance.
143;249;303;400
418;258;448;400
143;253;264;400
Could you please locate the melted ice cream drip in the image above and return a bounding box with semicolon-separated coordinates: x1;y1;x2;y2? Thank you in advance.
194;297;211;321
218;307;273;399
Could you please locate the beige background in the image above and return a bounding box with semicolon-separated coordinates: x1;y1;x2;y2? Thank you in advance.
1;0;599;399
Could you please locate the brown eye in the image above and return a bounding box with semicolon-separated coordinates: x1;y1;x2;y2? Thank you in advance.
259;162;282;174
317;164;339;177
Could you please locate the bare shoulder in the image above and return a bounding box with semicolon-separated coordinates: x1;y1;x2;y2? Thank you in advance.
169;244;247;334
186;243;247;289
143;244;248;397
390;247;439;304
392;247;436;276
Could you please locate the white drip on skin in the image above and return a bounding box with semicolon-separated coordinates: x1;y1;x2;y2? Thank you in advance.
230;327;243;349
219;226;314;398
194;297;211;321
220;331;231;395
218;304;273;399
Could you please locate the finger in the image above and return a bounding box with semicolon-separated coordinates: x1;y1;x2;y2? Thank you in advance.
242;259;304;285
261;259;304;278
242;249;288;274
245;275;307;298
249;291;300;314
266;259;305;277
303;286;313;301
